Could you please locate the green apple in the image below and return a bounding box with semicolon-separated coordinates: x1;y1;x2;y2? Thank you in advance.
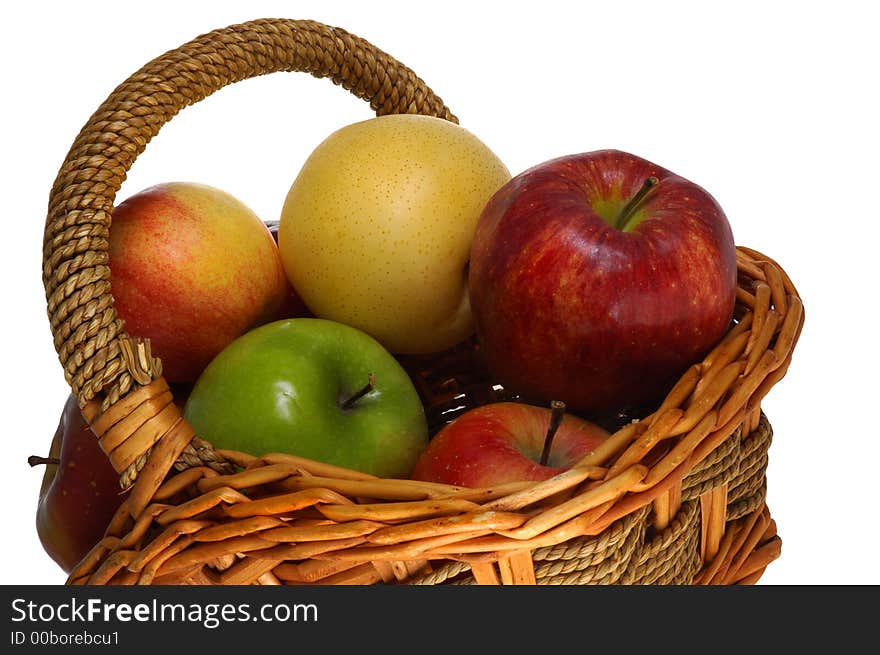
277;114;511;355
182;318;429;478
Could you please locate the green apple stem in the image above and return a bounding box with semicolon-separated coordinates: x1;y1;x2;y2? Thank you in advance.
616;176;659;230
340;373;376;410
539;400;567;466
28;455;61;467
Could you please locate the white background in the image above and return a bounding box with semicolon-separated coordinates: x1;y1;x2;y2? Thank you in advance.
1;0;876;586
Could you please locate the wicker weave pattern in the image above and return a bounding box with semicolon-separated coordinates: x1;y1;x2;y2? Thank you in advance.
42;19;802;586
624;500;701;584
682;427;742;499
727;419;773;520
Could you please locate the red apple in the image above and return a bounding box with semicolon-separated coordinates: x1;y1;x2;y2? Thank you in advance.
410;401;609;488
31;395;126;574
468;149;737;415
108;182;289;383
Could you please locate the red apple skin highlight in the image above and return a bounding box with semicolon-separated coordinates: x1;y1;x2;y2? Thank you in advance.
35;395;126;574
410;402;609;488
108;182;289;383
468;149;738;415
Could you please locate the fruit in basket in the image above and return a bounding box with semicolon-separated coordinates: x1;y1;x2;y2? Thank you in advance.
411;401;609;487
30;395;126;574
277;114;511;355
468;149;737;415
183;318;430;478
265;220;312;320
108;182;289;383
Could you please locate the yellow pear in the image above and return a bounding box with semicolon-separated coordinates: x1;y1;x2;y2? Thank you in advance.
278;114;511;354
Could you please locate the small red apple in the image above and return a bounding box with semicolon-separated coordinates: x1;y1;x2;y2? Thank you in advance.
410;401;609;488
468;149;737;415
31;395;126;573
108;182;289;383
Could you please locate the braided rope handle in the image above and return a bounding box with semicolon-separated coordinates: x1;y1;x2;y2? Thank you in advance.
41;19;457;499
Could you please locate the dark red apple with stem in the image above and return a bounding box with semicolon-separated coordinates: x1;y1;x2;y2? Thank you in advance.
410;401;608;488
468;149;737;416
30;395;126;573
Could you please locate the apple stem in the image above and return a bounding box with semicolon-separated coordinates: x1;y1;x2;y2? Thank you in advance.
616;176;659;230
539;400;566;466
340;373;376;410
28;455;60;467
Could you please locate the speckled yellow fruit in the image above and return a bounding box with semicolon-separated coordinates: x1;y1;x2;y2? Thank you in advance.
277;114;511;354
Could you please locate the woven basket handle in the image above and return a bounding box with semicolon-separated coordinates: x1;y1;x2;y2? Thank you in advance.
41;18;456;503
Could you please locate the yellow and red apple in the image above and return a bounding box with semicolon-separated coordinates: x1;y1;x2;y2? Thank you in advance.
108;182;289;383
277;114;511;355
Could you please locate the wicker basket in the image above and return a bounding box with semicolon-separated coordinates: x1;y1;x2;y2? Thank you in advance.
42;18;804;586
